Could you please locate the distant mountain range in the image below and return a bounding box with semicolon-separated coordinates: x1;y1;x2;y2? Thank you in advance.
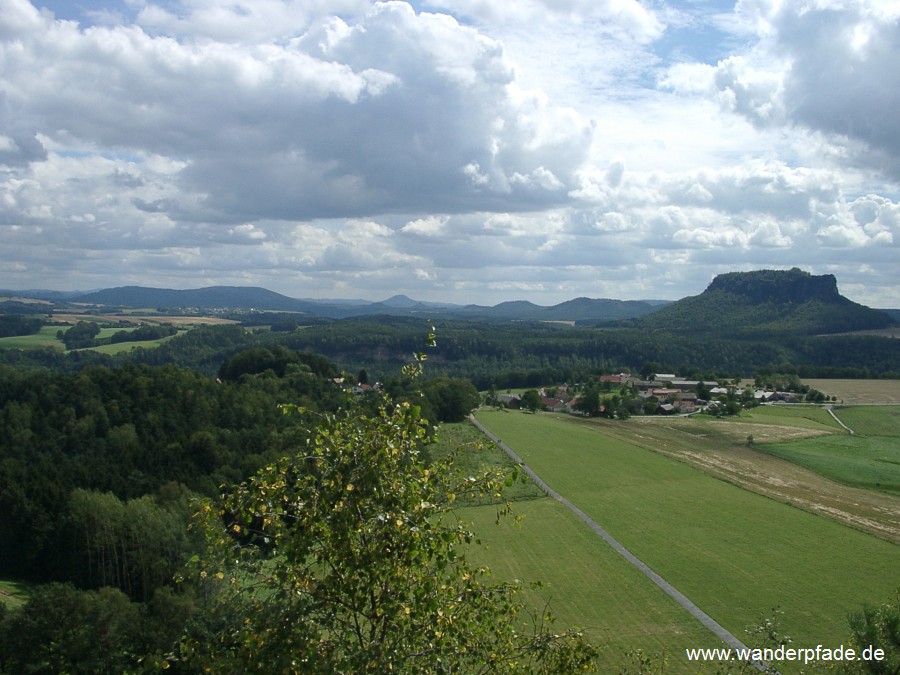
1;285;665;323
2;268;897;332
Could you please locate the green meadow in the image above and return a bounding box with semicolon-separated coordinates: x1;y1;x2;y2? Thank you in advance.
434;426;719;670
0;321;188;355
742;404;843;432
79;331;181;355
754;405;900;495
0;579;33;608
832;405;900;436
471;409;900;672
0;324;183;355
0;326;65;350
463;500;720;673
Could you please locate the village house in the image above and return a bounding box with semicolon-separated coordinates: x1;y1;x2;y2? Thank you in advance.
541;397;569;412
651;373;679;383
671;380;719;391
496;393;521;409
754;389;778;403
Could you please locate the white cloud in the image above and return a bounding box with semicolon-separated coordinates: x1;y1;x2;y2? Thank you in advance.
677;0;900;182
401;215;448;237
0;0;898;308
136;0;371;44
422;0;663;43
1;0;594;224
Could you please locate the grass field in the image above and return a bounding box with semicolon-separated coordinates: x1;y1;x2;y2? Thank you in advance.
742;404;843;432
77;331;184;355
0;579;33;608
0;324;188;354
472;409;900;673
430;422;545;503
758;434;900;494
832;405;900;436
753;405;900;495
463;500;723;672
0;325;65;350
573;408;900;543
432;424;724;671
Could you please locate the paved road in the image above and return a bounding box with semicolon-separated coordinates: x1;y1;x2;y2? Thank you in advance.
469;415;769;673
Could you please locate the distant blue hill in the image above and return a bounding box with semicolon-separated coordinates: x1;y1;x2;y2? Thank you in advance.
62;285;664;323
21;272;893;332
72;286;319;313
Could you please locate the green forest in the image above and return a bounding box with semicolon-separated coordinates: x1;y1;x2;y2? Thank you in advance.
0;329;575;672
3;318;899;387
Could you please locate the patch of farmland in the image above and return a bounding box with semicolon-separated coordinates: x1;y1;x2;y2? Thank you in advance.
803;379;900;405
0;326;65;350
743;404;843;432
609;413;834;449
149;315;240;326
463;499;725;673
565;412;900;544
752;406;900;497
757;434;900;496
52;312;238;327
473;410;900;673
78;332;183;355
831;405;900;436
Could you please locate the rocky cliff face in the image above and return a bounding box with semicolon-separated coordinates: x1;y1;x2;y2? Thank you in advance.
705;268;841;304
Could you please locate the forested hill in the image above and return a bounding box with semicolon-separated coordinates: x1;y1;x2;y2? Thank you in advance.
66;285;662;322
621;268;896;336
72;285;319;312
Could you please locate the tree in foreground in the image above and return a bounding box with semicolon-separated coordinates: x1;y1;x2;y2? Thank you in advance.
844;588;900;675
174;396;596;673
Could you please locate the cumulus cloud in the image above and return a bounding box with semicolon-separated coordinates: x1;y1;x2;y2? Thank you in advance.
667;0;900;181
422;0;663;42
135;0;370;44
0;0;594;225
1;0;899;307
400;215;448;237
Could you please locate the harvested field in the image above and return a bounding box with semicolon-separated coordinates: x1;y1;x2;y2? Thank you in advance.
51;313;239;326
565;413;900;545
803;379;900;405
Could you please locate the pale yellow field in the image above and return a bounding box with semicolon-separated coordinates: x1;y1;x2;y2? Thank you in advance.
51;313;239;326
740;378;900;405
803;379;900;405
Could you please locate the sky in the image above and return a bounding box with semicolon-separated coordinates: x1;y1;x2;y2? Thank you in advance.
1;0;898;307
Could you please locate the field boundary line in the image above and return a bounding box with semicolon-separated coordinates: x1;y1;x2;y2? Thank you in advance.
470;414;770;673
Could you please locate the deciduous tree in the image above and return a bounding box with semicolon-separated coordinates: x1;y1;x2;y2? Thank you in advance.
521;389;543;414
175;397;596;673
844;589;900;675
